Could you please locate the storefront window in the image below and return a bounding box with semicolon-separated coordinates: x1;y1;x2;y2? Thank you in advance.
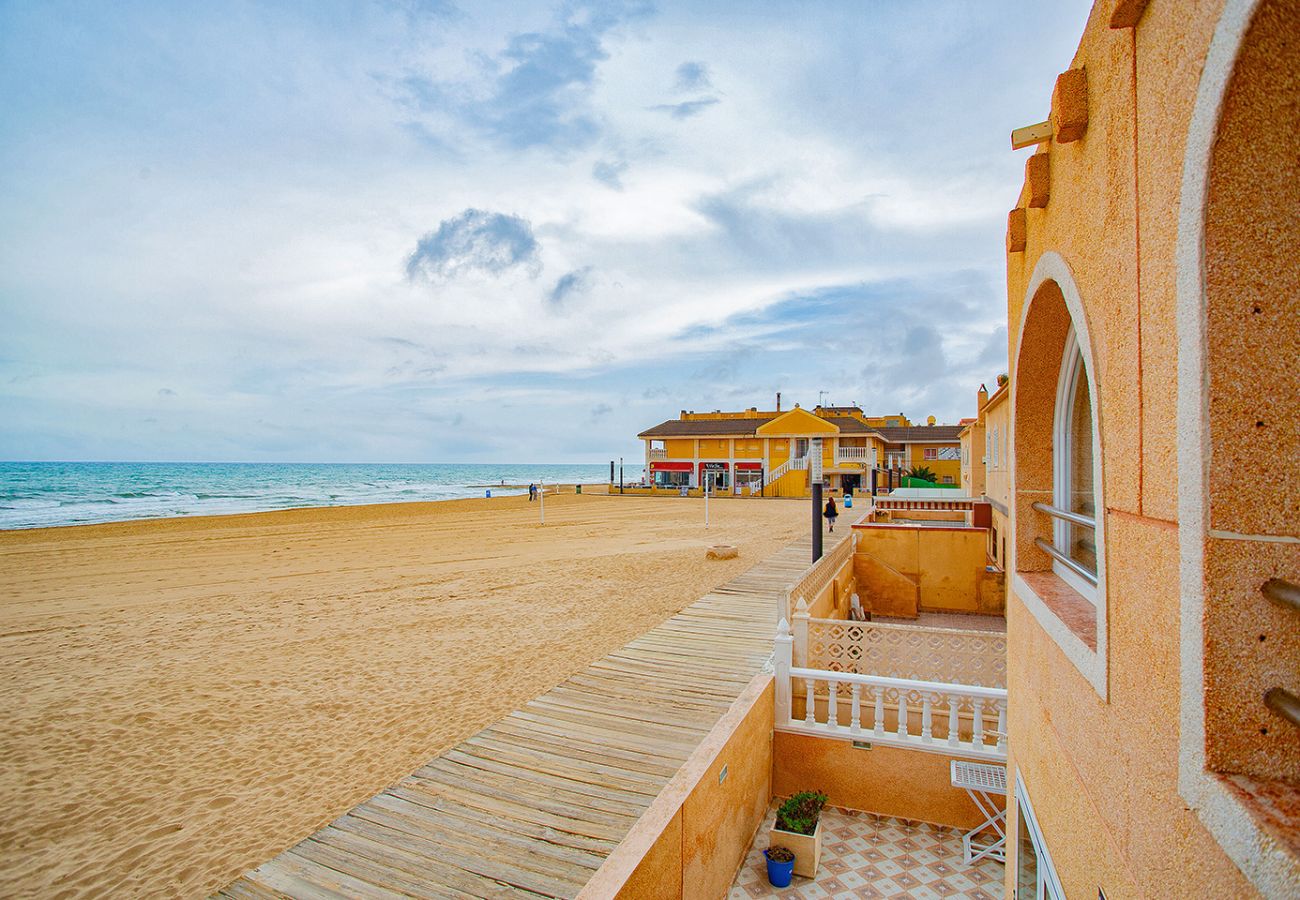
653;470;690;488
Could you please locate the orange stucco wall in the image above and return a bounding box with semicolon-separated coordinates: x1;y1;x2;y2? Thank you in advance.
1002;0;1292;896
773;733;999;831
852;525;1005;618
581;676;774;900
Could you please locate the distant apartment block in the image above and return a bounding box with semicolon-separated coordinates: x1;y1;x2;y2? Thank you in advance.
636;402;963;496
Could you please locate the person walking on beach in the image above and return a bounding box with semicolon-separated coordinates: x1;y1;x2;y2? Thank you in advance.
824;496;838;532
528;483;536;501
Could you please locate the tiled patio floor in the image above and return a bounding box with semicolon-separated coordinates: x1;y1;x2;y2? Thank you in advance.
730;805;1005;899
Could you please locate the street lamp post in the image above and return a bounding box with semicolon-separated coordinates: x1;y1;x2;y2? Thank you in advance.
811;437;824;563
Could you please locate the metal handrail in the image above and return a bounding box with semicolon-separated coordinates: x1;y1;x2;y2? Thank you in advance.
1032;501;1096;530
1034;537;1099;587
1262;578;1300;614
788;665;1008;701
1265;687;1300;729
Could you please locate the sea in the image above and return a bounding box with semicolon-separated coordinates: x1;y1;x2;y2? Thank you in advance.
0;461;613;530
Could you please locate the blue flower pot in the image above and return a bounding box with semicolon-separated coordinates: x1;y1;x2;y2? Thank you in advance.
764;849;795;887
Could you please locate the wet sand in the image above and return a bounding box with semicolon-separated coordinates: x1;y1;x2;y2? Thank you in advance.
0;492;805;897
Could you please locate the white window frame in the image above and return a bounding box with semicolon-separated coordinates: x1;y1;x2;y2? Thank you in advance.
1051;327;1099;603
1015;770;1065;900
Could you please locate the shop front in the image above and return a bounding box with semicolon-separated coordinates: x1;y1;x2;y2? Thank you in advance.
650;461;693;488
698;461;730;492
734;462;763;495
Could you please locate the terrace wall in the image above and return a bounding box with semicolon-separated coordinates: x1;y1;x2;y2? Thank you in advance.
578;675;774;900
773;733;999;831
852;524;1005;618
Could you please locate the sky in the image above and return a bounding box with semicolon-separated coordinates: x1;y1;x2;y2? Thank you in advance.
0;0;1094;465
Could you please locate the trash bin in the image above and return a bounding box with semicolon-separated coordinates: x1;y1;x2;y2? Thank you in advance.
485;489;492;498
575;484;582;494
844;496;853;508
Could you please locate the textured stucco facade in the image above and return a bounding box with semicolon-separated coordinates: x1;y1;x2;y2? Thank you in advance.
1004;0;1297;897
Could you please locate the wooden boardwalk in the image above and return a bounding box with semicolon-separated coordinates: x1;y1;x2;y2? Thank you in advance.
219;530;847;899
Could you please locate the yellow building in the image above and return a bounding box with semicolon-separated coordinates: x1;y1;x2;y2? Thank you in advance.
637;404;964;497
960;380;1011;570
1001;0;1298;896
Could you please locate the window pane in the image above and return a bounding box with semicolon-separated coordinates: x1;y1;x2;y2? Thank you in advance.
1068;356;1097;574
1017;802;1039;897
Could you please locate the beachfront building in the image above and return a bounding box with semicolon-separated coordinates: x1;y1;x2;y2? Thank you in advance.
637;404;963;496
997;0;1299;895
960;380;1011;571
875;419;964;485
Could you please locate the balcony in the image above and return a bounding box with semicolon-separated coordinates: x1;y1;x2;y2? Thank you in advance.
835;446;873;466
648;447;667;460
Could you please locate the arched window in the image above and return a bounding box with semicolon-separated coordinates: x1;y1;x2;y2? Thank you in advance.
1012;254;1107;696
1050;328;1097;598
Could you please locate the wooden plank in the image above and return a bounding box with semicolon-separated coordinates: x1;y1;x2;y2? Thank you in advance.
459;734;668;794
359;791;614;863
218;529;829;899
411;759;644;825
355;797;604;880
387;781;628;844
374;787;619;856
309;821;527;900
306;816;577;900
439;747;659;807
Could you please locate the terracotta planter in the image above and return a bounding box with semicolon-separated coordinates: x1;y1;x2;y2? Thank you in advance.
769;820;822;878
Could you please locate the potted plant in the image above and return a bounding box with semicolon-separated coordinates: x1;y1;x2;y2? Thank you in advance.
771;790;827;877
763;845;795;887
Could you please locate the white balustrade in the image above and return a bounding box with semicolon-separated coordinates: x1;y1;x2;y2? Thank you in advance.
805;618;1006;688
772;653;1008;761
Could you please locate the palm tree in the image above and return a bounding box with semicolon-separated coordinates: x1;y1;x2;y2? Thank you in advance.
906;466;937;483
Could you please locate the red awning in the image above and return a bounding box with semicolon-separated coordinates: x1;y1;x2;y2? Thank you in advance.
735;462;763;470
650;461;693;471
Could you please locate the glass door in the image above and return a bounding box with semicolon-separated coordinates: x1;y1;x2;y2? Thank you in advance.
1014;772;1064;900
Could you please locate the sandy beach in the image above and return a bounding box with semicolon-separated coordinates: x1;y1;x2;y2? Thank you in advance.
0;492;806;898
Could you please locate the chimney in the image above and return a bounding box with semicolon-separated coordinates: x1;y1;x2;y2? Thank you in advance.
680;409;687;418
776;392;782;412
977;384;989;410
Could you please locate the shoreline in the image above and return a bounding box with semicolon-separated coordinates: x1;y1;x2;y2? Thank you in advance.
0;483;609;536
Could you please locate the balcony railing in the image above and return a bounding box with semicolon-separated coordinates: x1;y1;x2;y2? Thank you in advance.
775;621;1007;760
648;448;667;460
872;497;975;513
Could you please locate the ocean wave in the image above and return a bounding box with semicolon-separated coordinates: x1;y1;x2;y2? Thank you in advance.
0;461;609;529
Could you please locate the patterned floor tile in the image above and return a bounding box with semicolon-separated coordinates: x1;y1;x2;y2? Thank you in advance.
731;805;1005;899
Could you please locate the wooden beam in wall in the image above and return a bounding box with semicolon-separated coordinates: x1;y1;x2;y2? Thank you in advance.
1011;120;1053;150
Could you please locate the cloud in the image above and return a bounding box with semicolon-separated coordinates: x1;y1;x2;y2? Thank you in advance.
649;97;720;119
398;2;653;152
157;387;176;397
673;61;711;92
592;158;628;189
590;402;613;420
547;266;594;308
405;209;542;281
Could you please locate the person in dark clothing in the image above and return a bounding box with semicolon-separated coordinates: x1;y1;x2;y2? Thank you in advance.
824;496;838;532
528;483;536;501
